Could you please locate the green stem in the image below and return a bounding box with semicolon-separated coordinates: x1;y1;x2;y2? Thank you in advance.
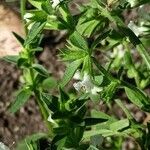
20;0;27;34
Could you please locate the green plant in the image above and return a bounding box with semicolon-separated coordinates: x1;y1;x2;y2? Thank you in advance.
2;0;150;149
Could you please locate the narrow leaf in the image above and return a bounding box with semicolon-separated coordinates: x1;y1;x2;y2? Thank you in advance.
9;89;31;113
69;31;88;50
25;22;45;45
125;86;150;112
12;32;25;46
110;119;130;131
84;118;108;126
32;64;49;77
3;55;19;64
60;59;82;87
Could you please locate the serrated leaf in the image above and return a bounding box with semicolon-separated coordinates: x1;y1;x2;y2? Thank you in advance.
69;31;88;51
76;19;100;37
60;48;87;61
32;64;49;77
25;22;45;45
9;89;31;113
60;59;82;87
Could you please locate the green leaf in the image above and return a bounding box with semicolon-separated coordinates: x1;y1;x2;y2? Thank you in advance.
17;58;29;67
91;110;112;120
76;19;100;37
2;55;19;64
102;81;119;102
60;48;87;61
41;0;53;15
125;86;150;112
84;118;108;126
32;64;49;77
16;133;47;150
91;30;111;49
60;59;82;87
52;111;72;119
59;88;69;104
13;32;25;46
25;22;45;45
41;92;59;112
9;89;31;113
110;119;130;131
87;145;99;150
69;31;88;51
42;77;57;89
28;0;43;9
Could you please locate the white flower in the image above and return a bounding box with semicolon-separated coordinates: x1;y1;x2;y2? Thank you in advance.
0;142;10;150
126;0;136;7
111;44;125;59
52;0;62;8
24;13;34;30
73;72;102;95
24;13;33;20
128;21;149;37
73;70;82;80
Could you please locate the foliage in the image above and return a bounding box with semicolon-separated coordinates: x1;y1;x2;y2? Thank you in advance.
2;0;150;149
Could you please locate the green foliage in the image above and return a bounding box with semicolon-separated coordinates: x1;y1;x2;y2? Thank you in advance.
3;0;150;149
9;88;32;113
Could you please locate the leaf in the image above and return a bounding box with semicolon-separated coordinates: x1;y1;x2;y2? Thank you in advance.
41;92;59;112
69;31;88;51
125;86;150;112
41;0;53;15
91;30;111;49
32;64;49;77
87;145;99;150
9;89;31;113
12;32;25;46
59;88;69;104
16;133;47;150
60;59;82;87
42;77;57;89
91;110;112;120
76;19;100;37
118;26;150;70
2;55;19;64
52;111;72;119
84;118;108;126
110;119;130;131
28;0;43;9
17;58;29;67
25;22;45;45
